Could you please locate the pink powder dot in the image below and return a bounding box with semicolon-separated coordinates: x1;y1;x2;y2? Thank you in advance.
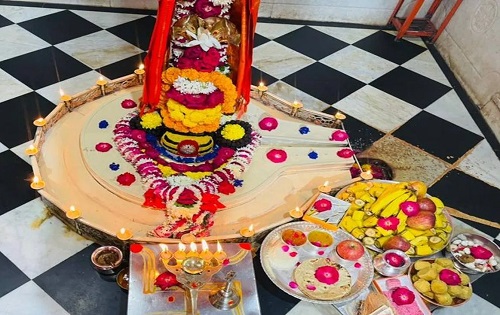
289;252;298;257
354;262;361;268
306;284;316;291
318;251;325;255
281;245;290;252
289;281;298;289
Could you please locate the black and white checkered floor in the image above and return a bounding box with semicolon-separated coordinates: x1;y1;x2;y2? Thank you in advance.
0;2;499;315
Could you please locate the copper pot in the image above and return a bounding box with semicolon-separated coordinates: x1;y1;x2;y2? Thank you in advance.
91;246;123;275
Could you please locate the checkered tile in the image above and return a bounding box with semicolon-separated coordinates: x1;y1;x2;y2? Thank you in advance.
0;3;499;315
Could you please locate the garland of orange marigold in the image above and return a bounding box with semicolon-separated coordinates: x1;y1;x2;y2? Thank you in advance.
160;67;238;114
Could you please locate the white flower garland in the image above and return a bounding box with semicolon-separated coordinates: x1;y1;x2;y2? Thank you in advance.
173;77;217;95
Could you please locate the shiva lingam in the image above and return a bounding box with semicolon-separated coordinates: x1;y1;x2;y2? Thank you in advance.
161;242;225;315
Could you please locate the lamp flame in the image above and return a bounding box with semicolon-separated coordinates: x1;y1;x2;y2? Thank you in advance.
190;242;197;252
178;242;186;251
139;64;144;70
217;241;223;253
119;227;126;234
201;239;209;251
159;243;168;252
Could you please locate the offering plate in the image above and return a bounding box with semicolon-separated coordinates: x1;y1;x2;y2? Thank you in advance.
260;222;374;305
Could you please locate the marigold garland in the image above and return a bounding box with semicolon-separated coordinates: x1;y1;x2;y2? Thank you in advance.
161;99;222;133
160;67;237;114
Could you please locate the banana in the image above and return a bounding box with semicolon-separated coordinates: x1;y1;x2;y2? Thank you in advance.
379;191;412;218
376;182;409;200
371;187;410;215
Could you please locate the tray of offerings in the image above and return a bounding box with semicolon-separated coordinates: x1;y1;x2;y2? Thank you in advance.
260;222;374;305
336;180;453;257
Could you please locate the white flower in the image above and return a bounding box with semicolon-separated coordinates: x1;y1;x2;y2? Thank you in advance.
185;27;221;51
173;77;217;94
210;0;233;6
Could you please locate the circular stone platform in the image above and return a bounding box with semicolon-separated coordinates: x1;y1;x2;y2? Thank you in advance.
36;86;354;244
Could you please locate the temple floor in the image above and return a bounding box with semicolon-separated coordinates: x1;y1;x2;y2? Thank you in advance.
0;2;499;315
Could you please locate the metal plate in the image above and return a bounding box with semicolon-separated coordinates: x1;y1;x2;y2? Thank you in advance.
127;243;260;315
260;222;374;305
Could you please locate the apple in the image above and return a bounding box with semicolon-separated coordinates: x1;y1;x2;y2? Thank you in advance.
407;211;436;230
409;181;427;198
382;235;411;252
336;240;365;261
417;197;437;213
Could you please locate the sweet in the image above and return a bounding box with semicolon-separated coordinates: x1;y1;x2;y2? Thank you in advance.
281;229;307;247
409;259;472;306
268;244;299;270
293;258;351;300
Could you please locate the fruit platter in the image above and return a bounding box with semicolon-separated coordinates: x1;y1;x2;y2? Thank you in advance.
260;222;374;305
408;258;473;307
336;180;453;256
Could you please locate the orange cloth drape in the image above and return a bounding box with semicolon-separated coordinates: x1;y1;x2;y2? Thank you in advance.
141;0;176;115
140;0;260;116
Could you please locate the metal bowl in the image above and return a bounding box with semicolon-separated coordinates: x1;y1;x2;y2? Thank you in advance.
91;246;123;275
408;258;472;307
373;249;411;277
447;233;500;274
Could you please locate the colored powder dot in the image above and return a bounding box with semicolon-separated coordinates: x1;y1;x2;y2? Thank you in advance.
167;296;175;303
109;163;120;171
98;120;109;129
233;179;244;187
308;151;318;159
289;281;298;289
299;126;310;135
354;262;362;268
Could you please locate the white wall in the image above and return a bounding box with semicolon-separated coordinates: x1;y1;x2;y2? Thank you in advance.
433;0;500;139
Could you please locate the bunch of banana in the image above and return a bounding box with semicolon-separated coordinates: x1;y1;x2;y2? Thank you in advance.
338;181;453;256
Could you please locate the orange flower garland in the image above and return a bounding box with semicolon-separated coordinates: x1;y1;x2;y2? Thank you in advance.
160;67;237;114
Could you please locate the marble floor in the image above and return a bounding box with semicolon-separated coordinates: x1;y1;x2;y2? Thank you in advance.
0;2;499;315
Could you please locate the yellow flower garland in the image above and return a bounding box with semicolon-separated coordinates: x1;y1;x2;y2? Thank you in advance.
161;99;222;133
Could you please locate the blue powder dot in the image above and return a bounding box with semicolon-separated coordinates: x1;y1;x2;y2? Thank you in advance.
299;126;310;135
233;179;244;187
109;162;120;171
308;151;318;159
99;120;109;129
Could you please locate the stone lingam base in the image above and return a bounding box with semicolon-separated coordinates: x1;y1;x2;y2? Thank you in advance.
30;74;355;248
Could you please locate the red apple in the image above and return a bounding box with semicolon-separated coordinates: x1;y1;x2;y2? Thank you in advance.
417;197;437;213
406;211;436;230
336;240;365;261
